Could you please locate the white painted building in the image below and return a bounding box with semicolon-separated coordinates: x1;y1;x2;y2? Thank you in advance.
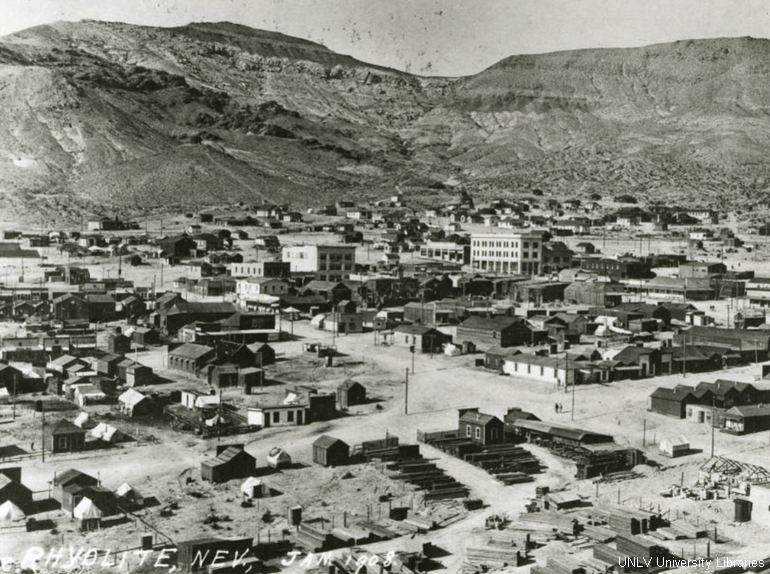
470;231;544;275
282;244;356;281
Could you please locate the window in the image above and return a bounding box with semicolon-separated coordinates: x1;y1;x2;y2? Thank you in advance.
272;411;280;423
475;427;481;440
465;425;471;437
287;411;294;422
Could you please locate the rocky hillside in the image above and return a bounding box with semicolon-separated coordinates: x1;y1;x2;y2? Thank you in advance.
0;21;769;221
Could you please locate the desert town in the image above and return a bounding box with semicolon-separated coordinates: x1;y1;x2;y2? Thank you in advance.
2;192;770;573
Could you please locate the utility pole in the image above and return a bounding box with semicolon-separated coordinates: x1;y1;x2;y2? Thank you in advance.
12;377;17;420
404;368;409;415
642;419;647;447
710;398;716;458
570;352;575;422
41;401;45;462
682;334;687;377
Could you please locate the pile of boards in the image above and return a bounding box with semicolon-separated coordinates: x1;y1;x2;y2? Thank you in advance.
421;433;543;484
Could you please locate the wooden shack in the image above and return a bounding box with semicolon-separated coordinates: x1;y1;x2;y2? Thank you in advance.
312;435;349;467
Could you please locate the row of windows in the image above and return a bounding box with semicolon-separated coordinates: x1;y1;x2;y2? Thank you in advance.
472;250;538;259
472;240;539;249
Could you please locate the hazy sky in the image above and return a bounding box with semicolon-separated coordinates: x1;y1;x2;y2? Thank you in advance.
2;0;769;75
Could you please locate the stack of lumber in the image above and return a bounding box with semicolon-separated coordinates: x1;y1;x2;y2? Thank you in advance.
616;533;670;560
582;524;616;543
358;521;398;540
465;544;520;568
593;543;622;566
295;522;332;552
668;520;708;539
385;454;471;500
516;511;576;534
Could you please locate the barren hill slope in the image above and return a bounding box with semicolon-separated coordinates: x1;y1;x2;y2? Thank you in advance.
0;21;769;221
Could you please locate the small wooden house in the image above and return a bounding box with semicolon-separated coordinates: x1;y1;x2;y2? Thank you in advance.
48;419;87;454
337;381;367;409
312;435;349;467
201;445;256;483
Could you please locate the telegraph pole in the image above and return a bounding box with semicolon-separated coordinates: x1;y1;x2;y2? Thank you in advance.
404;368;409;415
710;398;716;458
41;402;45;462
570;353;576;422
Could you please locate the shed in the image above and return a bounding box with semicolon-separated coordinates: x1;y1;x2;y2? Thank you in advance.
201;445;256;483
337;381;366;409
47;419;86;454
0;474;33;510
312;435;349;467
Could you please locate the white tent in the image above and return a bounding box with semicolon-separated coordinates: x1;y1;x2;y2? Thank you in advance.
266;447;292;469
115;483;143;504
74;412;90;428
310;314;326;329
73;497;103;520
240;477;268;499
443;343;461;357
91;423;119;442
0;500;25;521
659;436;690;458
91;422;108;439
204;415;225;427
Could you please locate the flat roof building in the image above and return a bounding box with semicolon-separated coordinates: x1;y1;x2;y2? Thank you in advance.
470;232;544;275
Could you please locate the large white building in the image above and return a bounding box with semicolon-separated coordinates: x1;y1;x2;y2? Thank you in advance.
470;232;544;275
281;244;356;282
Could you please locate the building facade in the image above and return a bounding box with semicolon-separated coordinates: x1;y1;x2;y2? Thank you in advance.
470;232;543;275
282;244;356;282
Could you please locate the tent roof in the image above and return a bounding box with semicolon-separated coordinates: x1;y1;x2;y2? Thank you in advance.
73;497;103;519
0;500;24;521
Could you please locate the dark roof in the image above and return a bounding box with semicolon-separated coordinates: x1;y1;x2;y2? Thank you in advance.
168;302;237;315
512;419;614;443
338;381;364;390
504;407;540;423
302;280;348;292
393;324;440;336
459;411;501;426
50;419;85;436
694;379;755;397
313;435;348;449
725;405;770;418
459;315;522;331
169;343;215;360
53;468;97;487
650;386;695;401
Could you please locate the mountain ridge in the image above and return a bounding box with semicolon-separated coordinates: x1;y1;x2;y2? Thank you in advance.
0;20;769;223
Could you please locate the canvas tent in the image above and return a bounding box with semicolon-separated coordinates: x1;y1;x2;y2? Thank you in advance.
91;422;120;442
115;483;143;505
0;500;24;521
240;477;268;499
73;497;103;520
73;412;89;428
266;447;292;469
659;436;690;458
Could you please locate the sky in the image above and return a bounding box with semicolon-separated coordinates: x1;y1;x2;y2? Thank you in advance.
1;0;769;75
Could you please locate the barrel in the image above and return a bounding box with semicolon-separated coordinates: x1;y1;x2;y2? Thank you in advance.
734;498;752;522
